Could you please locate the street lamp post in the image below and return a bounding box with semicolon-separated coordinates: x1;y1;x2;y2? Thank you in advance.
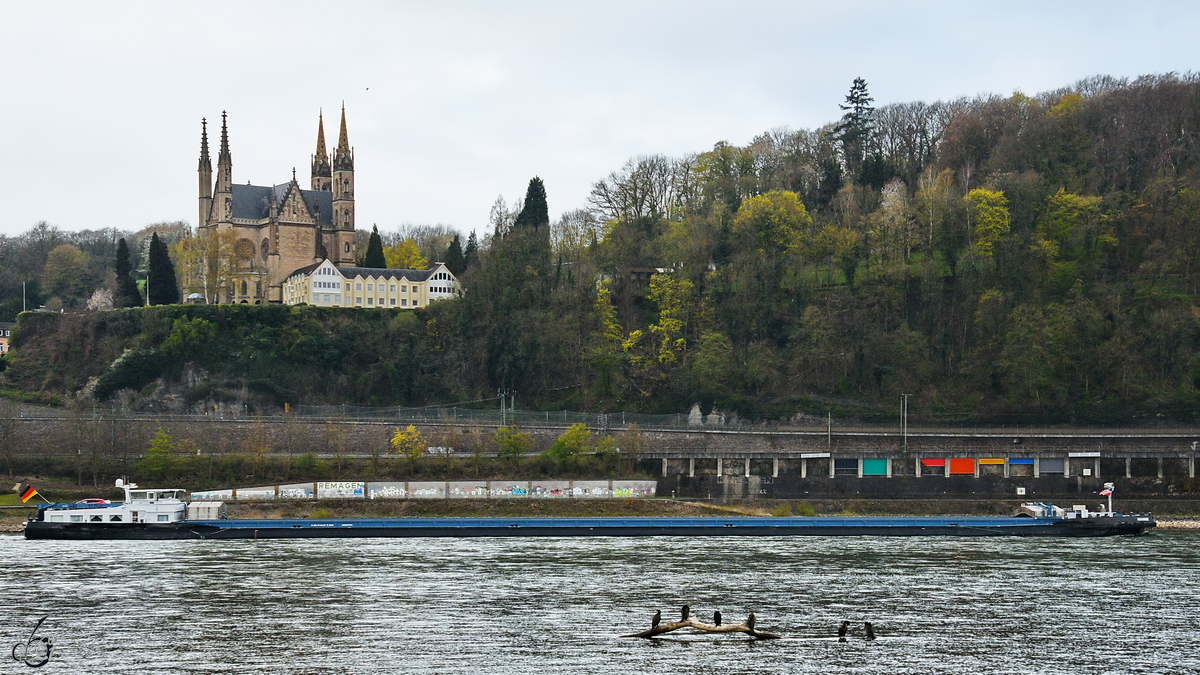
900;393;913;452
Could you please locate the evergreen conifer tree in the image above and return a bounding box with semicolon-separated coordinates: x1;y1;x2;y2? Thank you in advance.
464;231;479;269
146;233;180;305
443;235;466;276
835;77;875;179
512;177;549;232
364;225;386;268
113;237;143;308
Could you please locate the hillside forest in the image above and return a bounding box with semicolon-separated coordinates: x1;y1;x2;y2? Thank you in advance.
4;73;1200;425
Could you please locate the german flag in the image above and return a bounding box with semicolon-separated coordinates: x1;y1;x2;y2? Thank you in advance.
19;485;39;503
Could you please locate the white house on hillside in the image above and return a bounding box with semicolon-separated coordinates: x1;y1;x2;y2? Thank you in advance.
282;259;458;308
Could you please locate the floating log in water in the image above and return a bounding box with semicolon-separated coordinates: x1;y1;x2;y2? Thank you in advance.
621;613;781;640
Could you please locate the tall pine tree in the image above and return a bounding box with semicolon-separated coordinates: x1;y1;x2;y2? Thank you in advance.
512;177;549;232
113;237;143;308
464;231;479;269
146;233;180;305
443;234;466;276
835;77;875;179
363;225;386;268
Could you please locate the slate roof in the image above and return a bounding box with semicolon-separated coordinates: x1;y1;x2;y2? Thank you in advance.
230;183;334;227
287;261;444;283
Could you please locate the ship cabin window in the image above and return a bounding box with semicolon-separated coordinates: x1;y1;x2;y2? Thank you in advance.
90;515;103;522
70;515;83;522
157;514;170;522
109;515;123;522
130;492;147;500
49;515;64;522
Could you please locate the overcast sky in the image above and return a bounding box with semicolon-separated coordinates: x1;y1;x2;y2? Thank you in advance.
0;1;1196;238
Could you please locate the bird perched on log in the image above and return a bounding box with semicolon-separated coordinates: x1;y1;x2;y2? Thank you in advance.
651;610;660;629
747;612;756;633
838;621;850;642
713;610;722;626
681;605;690;621
864;622;875;640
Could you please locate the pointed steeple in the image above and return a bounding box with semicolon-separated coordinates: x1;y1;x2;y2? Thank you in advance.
198;118;210;170
333;103;353;171
218;111;231;166
337;103;349;151
316;110;328;158
214;111;233;224
198;118;213;228
311;109;332;190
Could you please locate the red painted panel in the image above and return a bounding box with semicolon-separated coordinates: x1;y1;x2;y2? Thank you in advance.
949;458;976;474
920;458;946;467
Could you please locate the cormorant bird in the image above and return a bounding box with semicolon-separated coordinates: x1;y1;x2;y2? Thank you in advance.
864;622;875;640
747;612;756;633
838;620;850;642
651;610;661;629
713;610;722;626
681;605;690;621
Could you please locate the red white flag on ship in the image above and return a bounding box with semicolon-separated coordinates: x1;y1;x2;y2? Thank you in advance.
1099;482;1114;497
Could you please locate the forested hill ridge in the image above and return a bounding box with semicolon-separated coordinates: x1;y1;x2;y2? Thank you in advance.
4;73;1200;425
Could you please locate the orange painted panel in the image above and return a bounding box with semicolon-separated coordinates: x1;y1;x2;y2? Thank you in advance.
949;458;976;474
978;458;1005;465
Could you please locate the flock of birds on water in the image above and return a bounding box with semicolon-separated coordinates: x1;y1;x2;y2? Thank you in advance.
648;605;875;641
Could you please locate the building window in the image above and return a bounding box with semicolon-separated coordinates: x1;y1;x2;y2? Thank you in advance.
413;300;419;306
390;298;395;306
367;283;373;291
334;295;341;304
401;285;407;292
241;281;247;296
345;242;350;253
356;297;362;304
401;299;407;306
356;283;362;291
367;297;373;305
345;283;351;291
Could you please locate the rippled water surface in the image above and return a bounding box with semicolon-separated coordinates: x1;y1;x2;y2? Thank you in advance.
3;531;1199;674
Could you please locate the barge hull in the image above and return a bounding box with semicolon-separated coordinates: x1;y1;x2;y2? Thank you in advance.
23;516;1153;540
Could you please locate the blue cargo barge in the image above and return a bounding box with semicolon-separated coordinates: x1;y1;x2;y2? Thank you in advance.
25;514;1155;540
22;482;1155;539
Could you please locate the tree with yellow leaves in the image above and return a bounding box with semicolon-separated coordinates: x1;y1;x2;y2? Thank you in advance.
384;239;428;270
390;424;426;463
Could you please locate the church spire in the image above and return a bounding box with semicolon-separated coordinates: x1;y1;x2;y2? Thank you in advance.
338;103;349;151
214;111;233;224
198;118;213;228
334;103;353;171
198;118;210;170
316;110;328;157
311;109;332;191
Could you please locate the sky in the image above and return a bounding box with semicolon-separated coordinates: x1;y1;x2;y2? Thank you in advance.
0;1;1197;238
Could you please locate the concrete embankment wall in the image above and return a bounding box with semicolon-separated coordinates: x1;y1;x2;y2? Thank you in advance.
7;414;1200;498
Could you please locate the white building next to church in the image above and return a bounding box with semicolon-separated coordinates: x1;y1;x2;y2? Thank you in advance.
282;259;459;308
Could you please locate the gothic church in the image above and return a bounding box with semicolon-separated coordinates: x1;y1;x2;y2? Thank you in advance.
197;108;357;303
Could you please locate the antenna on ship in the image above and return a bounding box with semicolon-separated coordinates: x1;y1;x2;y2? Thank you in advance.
1100;482;1114;513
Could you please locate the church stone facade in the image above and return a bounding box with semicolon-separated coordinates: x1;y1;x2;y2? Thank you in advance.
197;109;357;303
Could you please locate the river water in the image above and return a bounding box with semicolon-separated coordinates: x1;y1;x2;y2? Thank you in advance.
2;531;1198;674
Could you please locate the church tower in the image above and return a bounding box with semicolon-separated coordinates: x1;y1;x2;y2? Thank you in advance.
198;118;212;229
332;104;355;264
214;111;233;228
311;110;332;192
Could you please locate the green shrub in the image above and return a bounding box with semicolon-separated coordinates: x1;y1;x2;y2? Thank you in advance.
310;508;332;519
771;504;792;517
94;348;167;400
793;501;817;516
